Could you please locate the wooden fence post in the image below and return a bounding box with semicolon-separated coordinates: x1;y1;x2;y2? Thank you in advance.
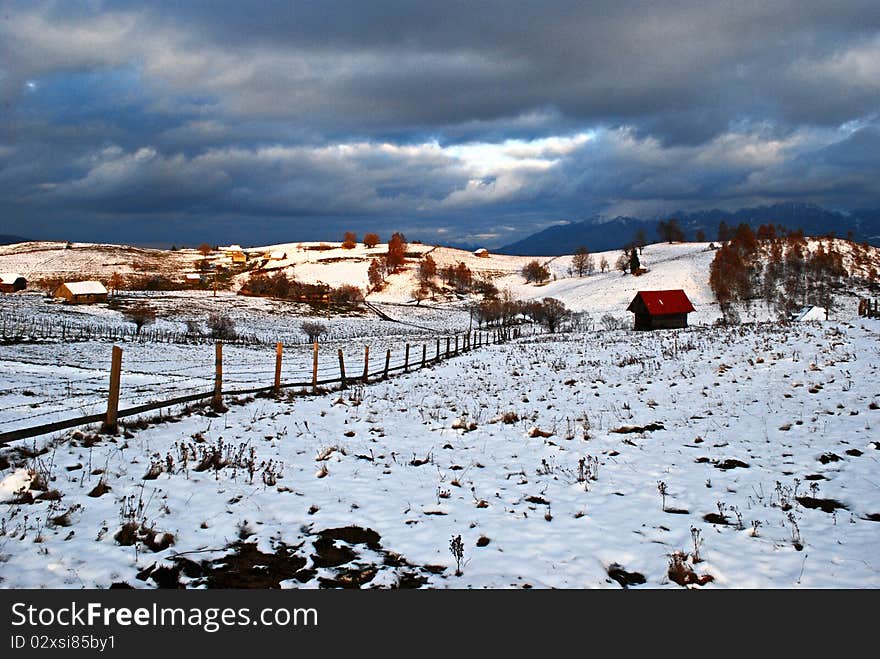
455;335;459;355
312;340;319;391
435;338;440;363
383;349;391;380
102;345;123;433
213;342;223;410
338;349;347;388
363;346;370;383
404;343;410;372
274;342;283;394
421;344;426;369
446;337;450;358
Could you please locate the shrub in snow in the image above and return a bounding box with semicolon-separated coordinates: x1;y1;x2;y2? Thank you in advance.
207;313;236;340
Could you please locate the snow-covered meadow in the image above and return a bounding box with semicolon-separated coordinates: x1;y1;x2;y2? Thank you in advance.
0;291;472;435
2;318;879;588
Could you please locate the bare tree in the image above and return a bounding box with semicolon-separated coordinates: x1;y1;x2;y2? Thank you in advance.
571;246;593;277
108;271;125;295
342;231;357;249
367;258;385;290
207;313;236;340
363;233;380;248
124;303;156;335
533;297;570;333
386;232;408;271
301;321;328;342
657;218;685;243
632;228;648;253
522;260;550;283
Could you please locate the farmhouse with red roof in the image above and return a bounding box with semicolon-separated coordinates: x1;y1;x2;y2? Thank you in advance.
627;289;695;330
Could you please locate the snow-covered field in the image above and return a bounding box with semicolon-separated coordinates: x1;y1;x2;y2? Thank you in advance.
1;318;879;588
1;237;879;589
0;291;475;435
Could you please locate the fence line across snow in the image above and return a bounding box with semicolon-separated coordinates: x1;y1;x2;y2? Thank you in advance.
0;325;530;445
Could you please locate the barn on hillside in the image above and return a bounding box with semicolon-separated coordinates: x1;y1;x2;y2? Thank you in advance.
627;289;695;330
0;273;26;293
54;281;108;304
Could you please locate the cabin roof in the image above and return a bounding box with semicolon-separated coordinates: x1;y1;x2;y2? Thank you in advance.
60;281;108;296
627;289;695;316
0;273;25;284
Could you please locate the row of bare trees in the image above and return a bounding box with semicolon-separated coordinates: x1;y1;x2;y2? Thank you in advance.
470;293;571;333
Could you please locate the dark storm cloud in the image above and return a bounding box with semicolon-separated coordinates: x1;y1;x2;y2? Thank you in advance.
1;1;879;245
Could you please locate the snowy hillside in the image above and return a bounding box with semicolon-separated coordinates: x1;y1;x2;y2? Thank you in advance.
1;319;879;588
2;234;880;588
2;238;877;326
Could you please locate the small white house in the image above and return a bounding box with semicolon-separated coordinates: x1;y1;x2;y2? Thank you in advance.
267;250;287;261
474;248;490;258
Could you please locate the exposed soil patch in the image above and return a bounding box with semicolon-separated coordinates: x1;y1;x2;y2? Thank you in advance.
845;449;863;457
668;553;714;587
796;496;847;513
142;525;441;589
611;422;665;434
317;525;382;550
607;563;646;588
862;513;880;522
88;480;111;497
715;459;750;470
702;512;729;525
311;536;358;568
819;453;842;464
804;474;827;480
115;522;175;552
664;507;690;515
318;566;378;589
158;542;308;589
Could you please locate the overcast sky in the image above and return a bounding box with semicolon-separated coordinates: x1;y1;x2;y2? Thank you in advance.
1;1;879;246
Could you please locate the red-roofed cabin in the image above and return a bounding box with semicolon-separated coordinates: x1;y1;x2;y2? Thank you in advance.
627;289;695;330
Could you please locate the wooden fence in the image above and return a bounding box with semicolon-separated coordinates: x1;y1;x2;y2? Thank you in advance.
858;298;879;318
0;326;526;445
0;312;266;347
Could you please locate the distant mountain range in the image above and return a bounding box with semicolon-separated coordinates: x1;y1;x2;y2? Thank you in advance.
499;203;880;256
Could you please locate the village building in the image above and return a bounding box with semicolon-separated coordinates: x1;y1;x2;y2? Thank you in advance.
627;289;695;330
266;250;287;261
53;281;108;304
0;273;27;293
474;248;490;258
